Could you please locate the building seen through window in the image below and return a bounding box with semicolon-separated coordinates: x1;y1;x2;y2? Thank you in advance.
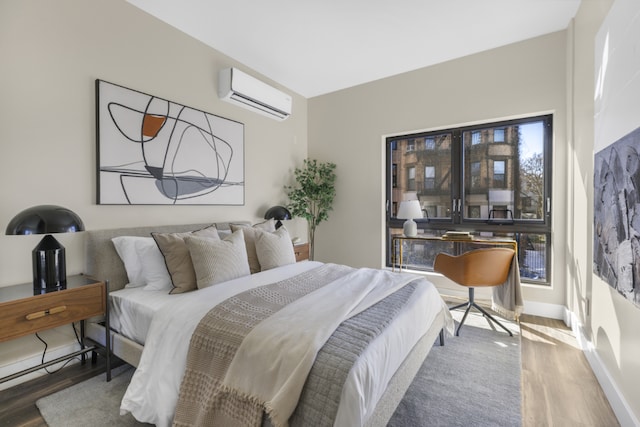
386;115;552;284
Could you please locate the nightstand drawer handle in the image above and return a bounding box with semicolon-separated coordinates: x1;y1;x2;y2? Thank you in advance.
25;305;67;321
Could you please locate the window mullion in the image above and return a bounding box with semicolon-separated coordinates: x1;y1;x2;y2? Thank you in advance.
452;130;462;224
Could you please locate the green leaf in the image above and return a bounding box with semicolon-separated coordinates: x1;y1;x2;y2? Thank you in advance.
285;158;337;258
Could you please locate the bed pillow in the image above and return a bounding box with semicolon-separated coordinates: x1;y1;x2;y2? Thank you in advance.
137;241;174;292
152;225;220;294
112;236;146;287
254;226;296;271
185;230;250;289
111;236;173;291
217;229;232;239
230;219;276;274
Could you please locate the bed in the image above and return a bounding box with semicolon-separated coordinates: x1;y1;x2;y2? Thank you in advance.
84;221;453;427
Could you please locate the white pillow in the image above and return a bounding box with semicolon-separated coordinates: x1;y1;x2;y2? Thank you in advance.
185;230;251;289
112;236;146;287
111;236;172;291
254;226;296;271
138;240;174;291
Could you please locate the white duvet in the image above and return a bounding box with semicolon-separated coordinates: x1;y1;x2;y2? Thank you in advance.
119;261;450;427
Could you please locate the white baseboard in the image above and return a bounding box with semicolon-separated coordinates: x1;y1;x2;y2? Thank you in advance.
522;300;567;322
570;311;640;427
438;285;568;321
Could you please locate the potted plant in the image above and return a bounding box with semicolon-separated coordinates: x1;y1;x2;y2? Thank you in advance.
286;159;336;260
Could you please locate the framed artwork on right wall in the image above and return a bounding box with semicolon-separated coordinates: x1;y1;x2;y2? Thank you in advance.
593;126;640;308
593;0;640;309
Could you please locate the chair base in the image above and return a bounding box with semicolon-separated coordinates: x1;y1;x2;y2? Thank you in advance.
449;288;513;337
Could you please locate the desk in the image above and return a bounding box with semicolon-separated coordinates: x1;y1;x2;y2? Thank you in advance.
392;234;517;272
392;234;523;320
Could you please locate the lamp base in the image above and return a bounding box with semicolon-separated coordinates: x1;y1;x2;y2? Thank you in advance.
403;219;418;237
32;234;67;295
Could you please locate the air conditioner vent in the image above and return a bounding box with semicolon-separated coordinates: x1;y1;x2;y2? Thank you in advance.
218;68;292;121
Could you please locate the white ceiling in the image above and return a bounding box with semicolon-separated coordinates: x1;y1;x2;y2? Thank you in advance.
127;0;582;98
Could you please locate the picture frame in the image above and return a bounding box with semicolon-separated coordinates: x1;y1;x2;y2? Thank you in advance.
593;127;640;307
96;79;244;205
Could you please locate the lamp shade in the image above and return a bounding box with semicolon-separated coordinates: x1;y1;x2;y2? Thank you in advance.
264;205;292;229
6;205;85;235
6;205;84;294
396;200;423;220
396;200;423;237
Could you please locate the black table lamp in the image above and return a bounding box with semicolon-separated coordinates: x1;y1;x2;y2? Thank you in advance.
264;205;291;229
6;205;85;294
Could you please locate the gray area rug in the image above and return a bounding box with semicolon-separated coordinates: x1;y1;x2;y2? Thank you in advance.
36;364;147;427
388;309;521;426
37;309;521;427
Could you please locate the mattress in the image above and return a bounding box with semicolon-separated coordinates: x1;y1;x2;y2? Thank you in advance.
108;287;179;345
114;261;449;426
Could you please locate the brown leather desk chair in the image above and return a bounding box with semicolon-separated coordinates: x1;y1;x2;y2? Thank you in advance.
433;248;515;337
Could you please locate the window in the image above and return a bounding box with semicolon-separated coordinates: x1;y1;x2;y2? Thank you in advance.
407;166;416;190
386;115;552;284
407;139;415;152
471;131;481;145
470;162;481;189
424;166;435;189
493;160;505;187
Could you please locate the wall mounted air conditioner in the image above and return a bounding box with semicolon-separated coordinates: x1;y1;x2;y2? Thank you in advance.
218;68;292;121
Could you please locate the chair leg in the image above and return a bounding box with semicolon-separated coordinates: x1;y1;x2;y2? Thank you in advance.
472;302;513;337
449;301;468;311
454;303;473;336
448;287;513;337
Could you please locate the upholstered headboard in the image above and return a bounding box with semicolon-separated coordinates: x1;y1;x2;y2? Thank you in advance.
84;222;250;292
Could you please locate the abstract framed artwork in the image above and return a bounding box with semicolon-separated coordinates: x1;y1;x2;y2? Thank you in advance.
96;79;244;205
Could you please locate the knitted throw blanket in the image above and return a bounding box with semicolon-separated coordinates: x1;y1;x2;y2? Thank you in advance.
172;264;423;427
288;281;420;426
172;263;353;427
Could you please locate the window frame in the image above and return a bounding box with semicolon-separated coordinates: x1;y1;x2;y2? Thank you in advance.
385;114;553;284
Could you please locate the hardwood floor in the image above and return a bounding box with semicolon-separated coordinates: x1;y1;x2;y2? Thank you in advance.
0;316;620;426
520;314;619;427
0;357;110;427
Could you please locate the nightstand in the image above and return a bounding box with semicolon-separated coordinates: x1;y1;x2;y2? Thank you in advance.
294;242;310;262
0;275;106;384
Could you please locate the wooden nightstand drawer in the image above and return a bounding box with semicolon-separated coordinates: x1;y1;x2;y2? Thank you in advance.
0;281;105;343
294;243;310;262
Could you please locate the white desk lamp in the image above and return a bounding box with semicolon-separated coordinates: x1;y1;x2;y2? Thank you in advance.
397;200;423;237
